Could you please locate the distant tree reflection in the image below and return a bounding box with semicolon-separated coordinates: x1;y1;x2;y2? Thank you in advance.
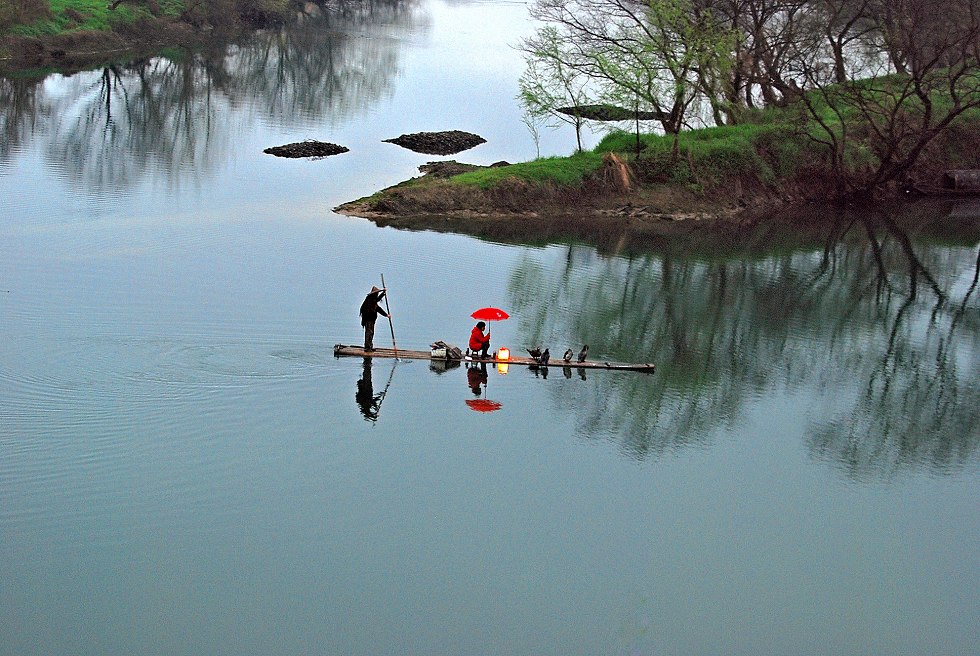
0;77;50;163
229;0;424;127
509;202;980;477
0;0;424;187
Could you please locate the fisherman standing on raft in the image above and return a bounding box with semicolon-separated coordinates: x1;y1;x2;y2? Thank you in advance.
359;286;389;352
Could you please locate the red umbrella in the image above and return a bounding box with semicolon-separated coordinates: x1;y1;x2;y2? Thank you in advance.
471;307;510;322
466;399;503;412
470;307;510;356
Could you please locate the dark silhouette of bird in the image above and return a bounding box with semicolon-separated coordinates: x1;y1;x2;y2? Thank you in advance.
563;348;573;362
539;348;550;365
577;345;589;363
526;347;542;360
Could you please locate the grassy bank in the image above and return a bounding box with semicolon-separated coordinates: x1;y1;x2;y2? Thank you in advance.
3;1;182;37
337;99;980;225
336;120;827;221
0;0;298;70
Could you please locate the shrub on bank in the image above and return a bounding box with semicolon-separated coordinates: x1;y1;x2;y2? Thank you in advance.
594;122;815;192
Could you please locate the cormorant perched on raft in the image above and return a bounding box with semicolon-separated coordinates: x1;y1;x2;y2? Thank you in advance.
563;349;573;362
577;345;589;363
527;347;550;365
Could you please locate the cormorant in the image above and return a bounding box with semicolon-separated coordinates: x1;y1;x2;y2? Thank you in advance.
563;349;573;362
577;345;589;363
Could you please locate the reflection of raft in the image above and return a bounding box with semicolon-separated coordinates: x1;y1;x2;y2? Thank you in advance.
333;344;656;372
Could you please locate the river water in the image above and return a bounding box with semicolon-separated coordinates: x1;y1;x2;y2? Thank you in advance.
1;1;978;654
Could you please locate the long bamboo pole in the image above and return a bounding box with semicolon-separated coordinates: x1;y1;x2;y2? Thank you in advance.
380;273;398;358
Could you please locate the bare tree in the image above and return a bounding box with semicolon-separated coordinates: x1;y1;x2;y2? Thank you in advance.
798;0;980;192
525;0;738;134
521;109;546;159
518;25;594;152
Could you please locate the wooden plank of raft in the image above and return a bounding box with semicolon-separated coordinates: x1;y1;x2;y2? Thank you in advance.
332;344;656;372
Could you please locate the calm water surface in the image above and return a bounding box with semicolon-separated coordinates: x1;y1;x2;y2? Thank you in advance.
2;1;979;654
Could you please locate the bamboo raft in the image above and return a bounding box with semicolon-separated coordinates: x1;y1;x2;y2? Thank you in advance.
333;344;656;372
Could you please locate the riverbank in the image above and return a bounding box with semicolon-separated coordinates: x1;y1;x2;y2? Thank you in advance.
0;0;294;74
0;18;206;73
335;116;980;241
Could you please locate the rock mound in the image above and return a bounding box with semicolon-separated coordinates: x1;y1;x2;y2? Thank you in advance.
418;160;511;178
264;140;349;158
383;130;487;155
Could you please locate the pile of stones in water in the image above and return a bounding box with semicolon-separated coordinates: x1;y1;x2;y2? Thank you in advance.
382;130;486;155
264;130;486;159
263;140;348;158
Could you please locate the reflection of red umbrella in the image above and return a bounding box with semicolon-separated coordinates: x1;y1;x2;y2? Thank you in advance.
466;399;503;412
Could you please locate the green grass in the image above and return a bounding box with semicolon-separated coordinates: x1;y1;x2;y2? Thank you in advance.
7;1;184;37
436;120;819;194
451;152;605;188
595;121;815;188
796;70;980;141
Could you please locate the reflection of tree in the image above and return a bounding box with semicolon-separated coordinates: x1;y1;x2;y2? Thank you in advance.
228;0;425;128
0;77;50;164
805;210;980;479
0;0;424;188
509;203;980;476
43;58;230;189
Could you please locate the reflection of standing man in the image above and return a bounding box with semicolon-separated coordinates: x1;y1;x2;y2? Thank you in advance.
359;285;388;352
355;358;382;422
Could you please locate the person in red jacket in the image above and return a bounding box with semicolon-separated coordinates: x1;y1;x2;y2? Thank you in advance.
468;321;491;358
